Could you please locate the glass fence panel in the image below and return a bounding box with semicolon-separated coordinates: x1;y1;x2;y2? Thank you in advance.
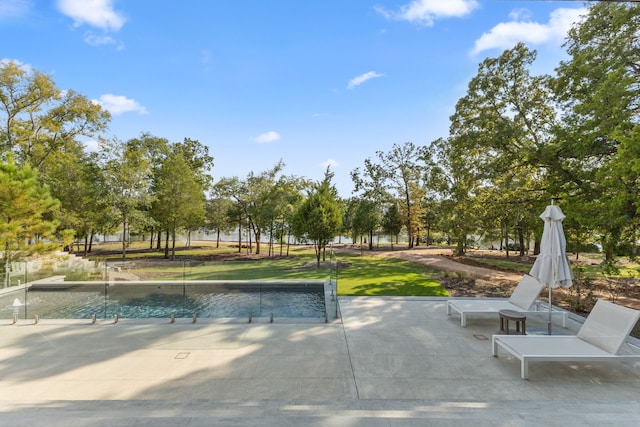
0;251;337;320
105;282;186;319
24;283;106;319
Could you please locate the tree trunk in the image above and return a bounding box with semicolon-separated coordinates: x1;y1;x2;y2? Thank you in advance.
315;242;321;266
171;228;176;260
164;229;170;259
121;218;127;259
253;228;260;254
504;228;510;258
286;227;291;256
518;225;526;257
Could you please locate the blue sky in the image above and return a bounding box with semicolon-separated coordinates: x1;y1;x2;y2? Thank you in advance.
1;0;587;196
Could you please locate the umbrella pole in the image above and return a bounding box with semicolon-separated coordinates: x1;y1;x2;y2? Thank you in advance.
548;287;552;335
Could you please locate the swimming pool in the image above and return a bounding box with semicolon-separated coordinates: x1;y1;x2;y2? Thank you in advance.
0;280;331;320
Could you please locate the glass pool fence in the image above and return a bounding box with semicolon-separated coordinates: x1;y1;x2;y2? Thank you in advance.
0;252;339;322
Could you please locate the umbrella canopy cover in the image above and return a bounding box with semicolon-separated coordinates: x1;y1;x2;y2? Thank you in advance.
530;205;573;289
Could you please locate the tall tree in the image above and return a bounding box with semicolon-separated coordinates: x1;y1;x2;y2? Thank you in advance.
448;43;554;253
0;156;59;286
352;142;432;248
172;138;214;191
153;149;206;259
291;168;342;266
352;198;380;250
40;145;110;255
381;202;403;249
0;61;110;168
214;176;247;253
215;161;288;255
205;196;236;248
100;137;154;259
553;2;640;259
430;137;482;256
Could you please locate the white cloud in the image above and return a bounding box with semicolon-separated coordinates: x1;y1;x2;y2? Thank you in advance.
509;8;532;22
93;94;147;115
0;0;32;18
253;131;281;144
376;0;479;26
347;71;383;89
0;58;31;72
82;139;100;152
472;7;586;55
57;0;126;32
321;159;339;169
83;32;118;46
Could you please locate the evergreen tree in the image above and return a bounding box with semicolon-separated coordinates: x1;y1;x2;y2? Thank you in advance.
291;168;342;266
0;157;59;286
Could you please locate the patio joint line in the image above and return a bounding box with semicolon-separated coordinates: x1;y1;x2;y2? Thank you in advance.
341;322;360;399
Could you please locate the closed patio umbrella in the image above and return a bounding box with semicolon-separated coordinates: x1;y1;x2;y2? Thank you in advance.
529;203;573;334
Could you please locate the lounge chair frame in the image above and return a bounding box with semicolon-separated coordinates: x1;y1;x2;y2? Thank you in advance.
492;299;640;379
446;274;568;327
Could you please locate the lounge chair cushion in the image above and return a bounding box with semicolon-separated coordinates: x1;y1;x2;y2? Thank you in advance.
508;274;545;310
577;299;640;354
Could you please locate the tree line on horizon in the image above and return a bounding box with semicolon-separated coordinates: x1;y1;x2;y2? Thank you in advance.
0;2;638;284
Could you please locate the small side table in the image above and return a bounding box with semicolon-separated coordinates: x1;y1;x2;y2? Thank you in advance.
499;309;526;335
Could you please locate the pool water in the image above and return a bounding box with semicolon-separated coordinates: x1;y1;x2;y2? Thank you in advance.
1;282;327;320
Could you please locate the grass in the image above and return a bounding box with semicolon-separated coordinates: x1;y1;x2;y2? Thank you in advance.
466;257;532;274
334;253;446;296
88;242;448;297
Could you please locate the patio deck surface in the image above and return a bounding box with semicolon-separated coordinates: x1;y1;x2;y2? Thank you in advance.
1;297;639;426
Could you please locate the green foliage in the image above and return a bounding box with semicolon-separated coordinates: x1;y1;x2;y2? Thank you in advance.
0;60;110;168
600;258;636;303
552;2;640;260
0;157;59;284
352;198;380;250
291;169;342;265
3;4;640;277
564;266;597;314
352;142;433;248
153;148;206;259
100;137;154;258
430;137;483;255
381;202;403;248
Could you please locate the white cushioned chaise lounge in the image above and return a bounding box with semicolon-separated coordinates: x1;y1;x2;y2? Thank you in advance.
446;274;567;327
492;299;640;379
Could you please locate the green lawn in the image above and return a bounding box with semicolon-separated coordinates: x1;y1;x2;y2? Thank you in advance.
334;253;446;296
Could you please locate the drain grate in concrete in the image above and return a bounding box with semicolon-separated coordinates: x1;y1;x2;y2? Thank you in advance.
473;334;488;340
175;352;190;359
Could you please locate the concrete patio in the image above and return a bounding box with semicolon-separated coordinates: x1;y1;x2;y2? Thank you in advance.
1;297;639;426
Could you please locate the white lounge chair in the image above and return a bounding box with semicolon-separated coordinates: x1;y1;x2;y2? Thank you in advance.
492;299;640;379
446;274;550;327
